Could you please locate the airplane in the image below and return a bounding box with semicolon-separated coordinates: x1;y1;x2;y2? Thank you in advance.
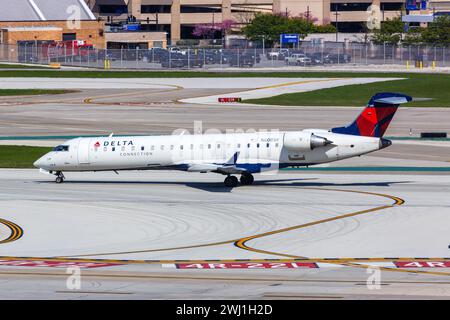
33;92;412;187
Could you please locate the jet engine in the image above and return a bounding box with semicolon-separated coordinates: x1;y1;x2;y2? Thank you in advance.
283;132;333;151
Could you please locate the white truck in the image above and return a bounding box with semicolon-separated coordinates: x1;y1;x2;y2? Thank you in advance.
266;49;289;60
285;53;311;65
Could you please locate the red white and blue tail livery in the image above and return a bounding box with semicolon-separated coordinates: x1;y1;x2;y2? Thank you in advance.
331;92;412;137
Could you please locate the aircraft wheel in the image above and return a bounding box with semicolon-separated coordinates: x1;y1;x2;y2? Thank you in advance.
240;173;254;185
224;175;238;188
55;176;64;184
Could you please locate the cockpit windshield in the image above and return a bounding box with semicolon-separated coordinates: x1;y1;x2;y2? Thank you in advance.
53;145;69;152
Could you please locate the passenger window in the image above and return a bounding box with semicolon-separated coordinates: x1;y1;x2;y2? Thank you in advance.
160;145;164;150
141;146;145;151
180;145;184;150
217;144;220;149
190;144;194;150
257;143;260;148
199;144;203;149
112;147;115;152
266;143;270;148
237;143;241;148
131;146;135;151
275;143;279;148
208;144;211;149
170;145;174;150
103;147;107;152
121;146;125;151
151;145;155;151
247;143;250;148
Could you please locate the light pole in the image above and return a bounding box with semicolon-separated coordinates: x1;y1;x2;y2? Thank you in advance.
334;10;340;42
261;35;265;55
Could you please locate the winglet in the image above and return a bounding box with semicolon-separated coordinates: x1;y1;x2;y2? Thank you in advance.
225;152;240;165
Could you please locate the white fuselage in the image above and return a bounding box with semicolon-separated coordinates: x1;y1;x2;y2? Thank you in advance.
34;130;384;174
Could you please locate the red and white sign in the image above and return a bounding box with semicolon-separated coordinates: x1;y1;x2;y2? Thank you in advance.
0;259;120;269
394;261;450;268
176;262;318;269
218;97;242;103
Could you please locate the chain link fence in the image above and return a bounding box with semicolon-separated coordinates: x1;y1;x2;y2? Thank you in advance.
0;41;448;70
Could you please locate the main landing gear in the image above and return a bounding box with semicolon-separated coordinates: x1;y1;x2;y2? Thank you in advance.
240;173;254;186
55;171;65;184
224;173;254;188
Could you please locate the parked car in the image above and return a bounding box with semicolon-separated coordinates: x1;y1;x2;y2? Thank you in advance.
307;52;325;65
160;52;204;68
323;53;351;64
146;48;169;63
168;47;186;55
266;49;289;60
228;52;256;67
285;53;311;65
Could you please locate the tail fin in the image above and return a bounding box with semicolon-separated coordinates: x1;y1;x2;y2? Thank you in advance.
331;92;412;137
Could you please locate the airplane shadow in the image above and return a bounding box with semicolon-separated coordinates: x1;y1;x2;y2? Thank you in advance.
36;178;411;193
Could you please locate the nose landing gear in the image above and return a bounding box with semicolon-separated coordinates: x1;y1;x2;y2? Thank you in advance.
55;172;65;184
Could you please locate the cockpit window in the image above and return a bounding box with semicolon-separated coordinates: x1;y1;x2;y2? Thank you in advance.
53;145;69;152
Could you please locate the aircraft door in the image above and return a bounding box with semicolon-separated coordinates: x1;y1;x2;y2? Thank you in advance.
78;139;91;164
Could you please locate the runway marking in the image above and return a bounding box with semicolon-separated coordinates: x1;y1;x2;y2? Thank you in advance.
0;218;23;244
234;188;403;256
67;187;402;258
254;78;340;90
0;256;449;265
177;79;338;105
83;84;183;105
233;188;450;277
1;187;448;276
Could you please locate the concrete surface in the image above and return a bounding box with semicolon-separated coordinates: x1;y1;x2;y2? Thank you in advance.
0;170;449;299
0;76;449;300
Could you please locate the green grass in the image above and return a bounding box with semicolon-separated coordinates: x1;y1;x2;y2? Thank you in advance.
0;146;51;168
245;73;450;108
0;89;74;96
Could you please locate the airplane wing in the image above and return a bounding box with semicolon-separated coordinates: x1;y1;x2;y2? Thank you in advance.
184;152;248;174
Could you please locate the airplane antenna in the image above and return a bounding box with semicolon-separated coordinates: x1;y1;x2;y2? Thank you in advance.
109;133;114;137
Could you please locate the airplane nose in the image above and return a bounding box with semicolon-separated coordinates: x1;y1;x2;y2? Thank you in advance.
33;156;45;168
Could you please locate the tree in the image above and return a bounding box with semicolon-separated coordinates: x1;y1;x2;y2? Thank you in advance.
401;16;450;46
192;20;236;39
242;12;335;45
371;17;403;45
421;16;450;45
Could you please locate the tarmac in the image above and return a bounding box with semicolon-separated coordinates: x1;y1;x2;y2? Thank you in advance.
0;170;449;299
0;75;449;299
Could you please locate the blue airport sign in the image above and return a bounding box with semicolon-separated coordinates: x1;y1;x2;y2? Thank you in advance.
406;0;427;10
280;34;299;44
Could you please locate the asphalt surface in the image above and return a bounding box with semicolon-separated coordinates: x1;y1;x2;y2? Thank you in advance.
0;170;449;299
0;76;448;300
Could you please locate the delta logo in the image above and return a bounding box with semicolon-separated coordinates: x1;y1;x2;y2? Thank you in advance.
103;140;134;147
